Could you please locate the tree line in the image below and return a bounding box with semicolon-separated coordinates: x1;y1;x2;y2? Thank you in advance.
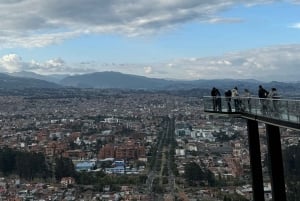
0;147;148;191
0;147;75;181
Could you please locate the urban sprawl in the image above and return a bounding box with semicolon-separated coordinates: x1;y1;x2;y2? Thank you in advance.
0;89;298;201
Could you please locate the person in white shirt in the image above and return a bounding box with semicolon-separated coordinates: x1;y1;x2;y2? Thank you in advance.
268;88;279;113
231;87;240;111
243;89;251;112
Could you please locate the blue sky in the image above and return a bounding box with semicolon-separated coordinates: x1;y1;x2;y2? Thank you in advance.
0;0;300;81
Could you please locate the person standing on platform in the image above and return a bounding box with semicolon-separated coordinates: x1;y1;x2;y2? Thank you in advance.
258;85;269;114
211;87;222;112
211;87;217;111
231;87;240;112
225;89;232;112
243;89;251;112
215;88;222;112
268;87;280;114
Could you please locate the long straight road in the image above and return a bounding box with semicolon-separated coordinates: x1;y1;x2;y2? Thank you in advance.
145;116;178;201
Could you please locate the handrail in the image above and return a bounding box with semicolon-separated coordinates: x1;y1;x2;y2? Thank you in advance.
203;96;300;129
204;96;300;102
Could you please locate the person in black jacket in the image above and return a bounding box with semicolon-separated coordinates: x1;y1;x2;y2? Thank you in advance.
225;90;232;112
258;85;268;114
258;85;268;98
211;87;221;111
211;87;217;111
215;88;222;111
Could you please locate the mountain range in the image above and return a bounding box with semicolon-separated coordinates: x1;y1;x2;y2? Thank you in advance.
2;71;300;96
0;72;60;89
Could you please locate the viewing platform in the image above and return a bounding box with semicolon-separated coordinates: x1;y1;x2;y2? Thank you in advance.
203;96;300;130
203;95;300;201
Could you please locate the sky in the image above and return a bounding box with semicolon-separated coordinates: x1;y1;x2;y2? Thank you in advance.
0;0;300;82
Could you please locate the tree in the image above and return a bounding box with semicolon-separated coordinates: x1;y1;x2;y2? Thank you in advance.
55;157;76;181
184;162;216;186
76;171;96;185
206;169;216;186
0;148;50;180
0;148;16;175
184;162;205;185
15;152;49;180
223;196;231;201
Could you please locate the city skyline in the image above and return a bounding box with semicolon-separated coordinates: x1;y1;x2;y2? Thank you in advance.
0;0;300;82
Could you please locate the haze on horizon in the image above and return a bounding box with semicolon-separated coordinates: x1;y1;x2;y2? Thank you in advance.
0;0;300;82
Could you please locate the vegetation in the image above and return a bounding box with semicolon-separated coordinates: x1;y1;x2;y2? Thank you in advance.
55;157;76;181
0;147;49;180
0;147;76;181
184;162;216;186
76;171;148;192
0;147;147;191
223;194;249;201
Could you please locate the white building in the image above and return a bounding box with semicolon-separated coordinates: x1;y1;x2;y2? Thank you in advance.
191;129;216;142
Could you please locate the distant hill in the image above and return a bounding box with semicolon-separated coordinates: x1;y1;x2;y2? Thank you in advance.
59;71;176;89
59;71;265;91
59;71;260;90
10;71;68;84
1;71;300;96
0;73;61;89
59;71;300;96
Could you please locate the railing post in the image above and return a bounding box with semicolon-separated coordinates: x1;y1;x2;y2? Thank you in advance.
286;101;290;121
266;124;287;201
247;119;265;201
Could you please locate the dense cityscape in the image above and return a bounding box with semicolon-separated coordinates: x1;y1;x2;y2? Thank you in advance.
0;88;298;201
1;1;300;201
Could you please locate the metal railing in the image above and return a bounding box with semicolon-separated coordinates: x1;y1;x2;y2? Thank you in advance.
203;96;300;126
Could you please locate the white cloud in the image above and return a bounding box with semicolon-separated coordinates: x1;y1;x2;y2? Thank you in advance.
1;44;300;82
289;22;300;29
144;66;153;74
155;44;300;81
0;54;23;72
0;55;85;74
207;17;243;24
0;0;292;48
45;58;65;68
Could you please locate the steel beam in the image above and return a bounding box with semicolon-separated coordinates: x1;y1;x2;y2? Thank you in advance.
247;119;265;201
266;124;287;201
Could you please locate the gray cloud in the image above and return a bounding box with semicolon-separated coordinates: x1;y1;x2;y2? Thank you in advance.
0;0;289;47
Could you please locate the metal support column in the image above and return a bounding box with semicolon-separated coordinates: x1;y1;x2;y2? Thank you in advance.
247;119;265;201
266;124;287;201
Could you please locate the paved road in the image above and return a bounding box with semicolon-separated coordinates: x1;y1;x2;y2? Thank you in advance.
146;118;176;201
145;117;176;201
